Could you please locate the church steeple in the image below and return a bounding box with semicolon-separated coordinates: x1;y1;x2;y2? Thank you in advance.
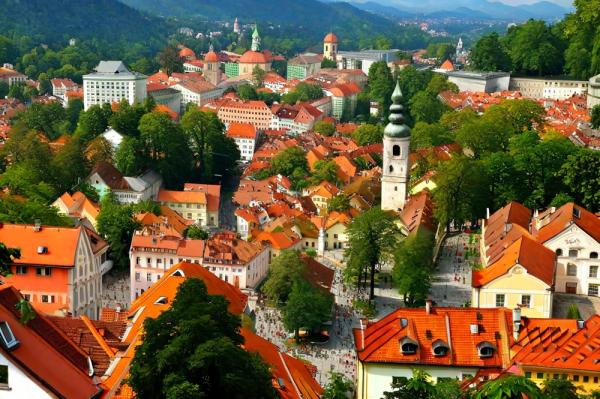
384;82;411;138
251;25;261;52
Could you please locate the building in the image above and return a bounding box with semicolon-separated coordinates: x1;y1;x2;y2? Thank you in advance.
82;61;147;110
147;84;182;115
287;54;322;80
183;183;220;227
589;74;600;110
354;305;512;399
227;123;259;162
233;17;240;34
203;231;270;289
336;49;399;75
235;206;270;240
445;71;511;93
323;32;338;61
157;189;213;226
203;44;222;86
51;191;100;230
226;26;272;78
50;78;78;106
171;78;224;112
314;212;352;251
303;181;340;213
101;127;124;152
0;286;105;398
531;203;600;297
509;77;588;100
324;82;361;120
211;99;273;130
129;235;205;299
0;224;108;318
87;161;162;204
381;82;410;212
0;66;26;86
270;103;323;135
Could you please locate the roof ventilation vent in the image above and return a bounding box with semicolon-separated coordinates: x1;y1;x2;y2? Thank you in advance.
277;377;285;389
37;246;48;254
573;207;581;219
33;220;42;232
154;296;168;305
0;321;19;350
400;318;408;328
470;324;479;334
577;320;585;329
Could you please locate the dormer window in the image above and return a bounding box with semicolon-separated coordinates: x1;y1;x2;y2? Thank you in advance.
400;337;418;354
172;269;185;277
477;341;495;358
154;296;168;305
432;340;450;357
0;321;19;350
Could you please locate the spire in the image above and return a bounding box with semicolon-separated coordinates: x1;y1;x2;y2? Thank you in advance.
251;24;261;52
384;81;411;138
209;43;214;53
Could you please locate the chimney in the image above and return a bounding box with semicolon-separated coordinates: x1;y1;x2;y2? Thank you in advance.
425;299;432;315
512;307;522;340
33;219;42;232
550;206;556;214
486;207;490;219
577;320;584;329
115;305;121;313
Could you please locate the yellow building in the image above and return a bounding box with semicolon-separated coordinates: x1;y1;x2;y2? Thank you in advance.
472;236;555;318
303;181;340;215
157;189;209;226
52;191;100;230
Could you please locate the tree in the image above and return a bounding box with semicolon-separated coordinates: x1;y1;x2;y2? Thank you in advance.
86;136;114;167
469;32;512;72
541;378;578;399
314;121;336;136
382;369;436;399
109;100;145;137
352;124;383;146
96;195;140;271
409;91;448;124
51;137;89;193
550;192;574;208
368;61;394;116
455;112;512;159
237;84;258;101
475;375;542;399
322;372;353;399
185;225;208;240
410;122;453;150
66;98;84;133
282;83;324;104
128;278;277;399
116;136;147;176
0;243;20;277
262;250;305;305
560;148;600;212
321;58;337;68
566;303;582;320
0;195;71;227
328;194;351;213
393;228;434;307
344;207;399;299
15;101;67;140
0;81;8;99
592;104;600;129
75;105;109;142
310;160;338;185
426;74;458;96
157;45;183;76
252;65;266;87
282;280;333;339
270;146;308;178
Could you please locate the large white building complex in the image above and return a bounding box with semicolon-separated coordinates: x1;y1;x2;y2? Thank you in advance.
83;61;147;110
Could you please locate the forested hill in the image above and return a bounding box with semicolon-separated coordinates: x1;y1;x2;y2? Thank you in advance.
0;0;167;43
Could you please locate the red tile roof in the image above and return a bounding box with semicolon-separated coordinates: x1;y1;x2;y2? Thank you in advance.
535;202;600;244
183;183;221;212
400;189;435;233
227;122;258;140
157;189;207;204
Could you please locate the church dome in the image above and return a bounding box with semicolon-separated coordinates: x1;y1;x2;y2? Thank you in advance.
179;47;196;59
324;32;338;43
384;82;411;138
204;50;219;63
240;50;269;64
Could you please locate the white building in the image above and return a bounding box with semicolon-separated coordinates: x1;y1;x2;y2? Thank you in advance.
589;74;600;110
532;203;600;297
83;61;147;110
226;123;259;162
336;49;399;75
381;82;410;212
445;71;511;93
0;65;26;87
510;77;589;100
88;161;162;204
171;78;224;112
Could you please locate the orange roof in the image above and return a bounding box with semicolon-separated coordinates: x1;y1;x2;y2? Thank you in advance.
179;47;196;59
400;189;435;233
154;104;177;120
227;122;258;140
439;59;455;71
130;235;205;258
136;205;191;238
535;202;600;244
204;231;265;264
157;189;207;204
239;50;270;64
355;306;511;369
241;328;323;399
0;224;81;267
512;314;600;373
183;183;220;212
0;286;102;397
332;155;357;183
306;149;325;171
307;181;339;199
253;230;300;250
324;32;338;43
473;236;555;288
204;50;219;63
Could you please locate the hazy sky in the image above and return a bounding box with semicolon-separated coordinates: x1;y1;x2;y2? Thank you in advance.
496;0;573;6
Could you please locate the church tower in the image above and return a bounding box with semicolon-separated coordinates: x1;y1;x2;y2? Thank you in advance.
381;81;411;212
251;25;261;52
323;32;338;61
456;37;463;57
204;44;221;86
234;18;240;34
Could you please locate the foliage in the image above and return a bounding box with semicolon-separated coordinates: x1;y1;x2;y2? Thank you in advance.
185;225;209;240
426;74;458;96
252;65;266;87
426;43;455;61
410;122;453;150
128;278;277;399
15;298;36;324
550;193;575;208
469;32;511;72
310;160;339;185
314;121;336;136
157;45;183;75
368;61;395;117
237;84;258;101
344;207;399;299
352;124;383;146
116;137;146;176
75;105;110;142
393;228;435;307
327;194;351;213
0;242;20;277
475;375;542;399
321;58;337;68
409;91;448;124
560;148;600;212
322;372;353;399
109;100;147;137
269;146;309;189
282;82;324;104
0;81;8;99
262;250;305;305
592;105;600;129
304;248;317;257
352;299;376;319
282;280;333;338
541;378;578;399
566;304;582;320
14;101;67;140
382;369;435;399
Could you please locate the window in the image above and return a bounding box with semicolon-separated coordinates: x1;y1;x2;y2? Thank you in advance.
0;364;7;387
525;372;532;378
590;266;598;278
393;145;401;156
36;267;51;277
392;376;408;385
591;252;599;259
41;295;54;303
537;373;544;379
432;340;449;356
23;294;30;302
0;322;18;350
588;284;598;296
567;263;577;276
583;376;589;383
495;294;505;307
477;342;495;358
573;375;579;382
389;165;394;173
135;272;141;282
146;273;152;282
556;248;563;256
521;295;531;308
15;266;27;275
569;249;578;258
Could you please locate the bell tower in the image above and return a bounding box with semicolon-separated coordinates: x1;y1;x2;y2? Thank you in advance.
381;81;411;212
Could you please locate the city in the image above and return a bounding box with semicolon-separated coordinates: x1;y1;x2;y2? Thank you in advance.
0;0;598;398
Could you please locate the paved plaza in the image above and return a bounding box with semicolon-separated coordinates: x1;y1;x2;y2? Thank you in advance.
101;271;131;310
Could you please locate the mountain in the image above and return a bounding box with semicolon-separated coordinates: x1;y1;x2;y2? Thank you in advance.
516;1;569;21
0;0;167;43
349;1;416;18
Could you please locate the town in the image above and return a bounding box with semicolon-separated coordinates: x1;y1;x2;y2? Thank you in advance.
0;0;598;398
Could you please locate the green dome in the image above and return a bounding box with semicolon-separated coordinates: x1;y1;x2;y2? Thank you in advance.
384;81;411;138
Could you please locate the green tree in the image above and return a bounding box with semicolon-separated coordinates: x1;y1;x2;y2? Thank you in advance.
75;105;109;142
344;207;399;299
393;228;434;307
426;74;458;96
109;100;145;137
185;225;208;240
541;378;578;399
314;121;336;136
352;124;383;146
51;137;89;193
237;84;258;101
252;65;266;87
475;375;542;399
322;372;353;399
550;192;575;208
455;112;512;159
410;122;453;150
566;304;582;320
0;195;71;227
282;83;324;104
560;148;600;211
382;369;436;399
592;105;600;129
15;101;67;140
368;61;394;116
128;278;277;399
37;72;52;95
409;91;448;124
328;193;351;213
157;45;183;75
282;280;333;339
116;136;147;176
310;160;338;185
262;250;305;305
469;32;512;72
321;58;337;68
0;81;8;99
0;243;20;277
270;146;308;177
66;98;84;133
